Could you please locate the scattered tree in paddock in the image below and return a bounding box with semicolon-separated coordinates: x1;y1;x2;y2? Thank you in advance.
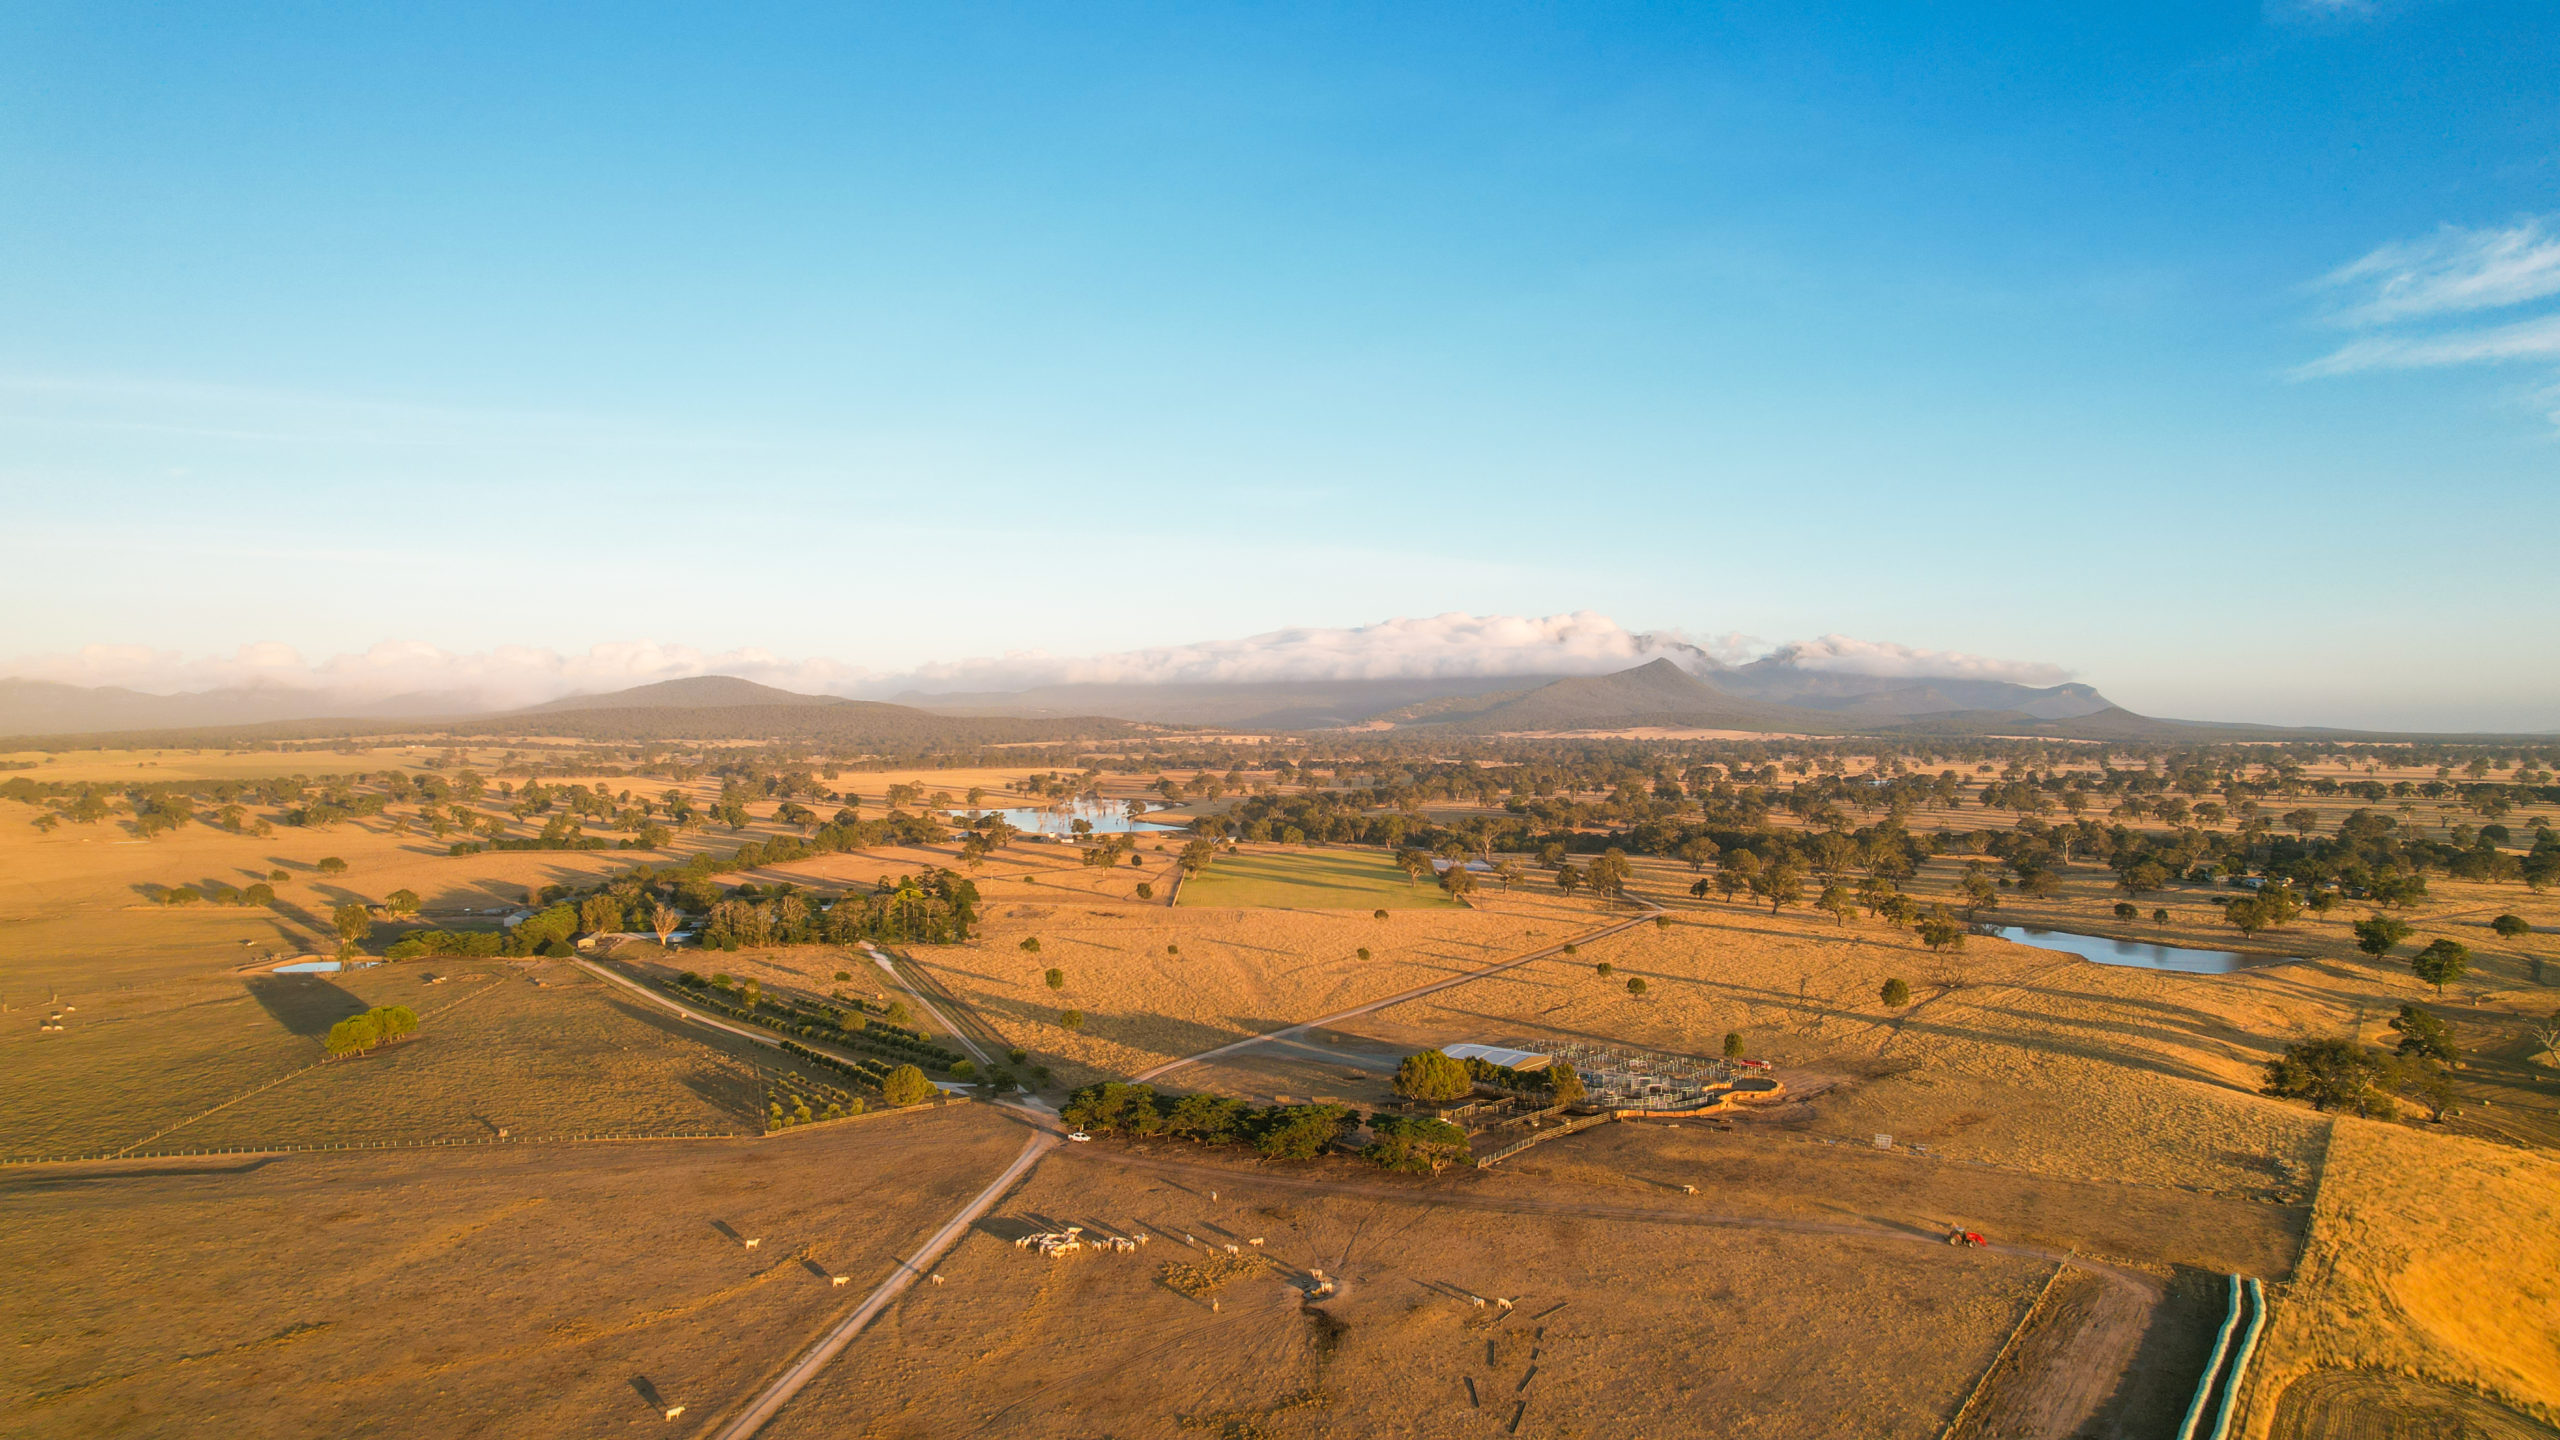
2262;1038;2399;1117
878;1064;937;1107
1880;977;1911;1008
332;903;373;955
2389;1004;2458;1065
2411;939;2470;995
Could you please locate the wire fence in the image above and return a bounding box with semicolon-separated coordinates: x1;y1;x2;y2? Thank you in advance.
3;1093;970;1168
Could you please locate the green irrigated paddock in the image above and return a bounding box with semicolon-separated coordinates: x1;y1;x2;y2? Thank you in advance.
1176;847;1464;910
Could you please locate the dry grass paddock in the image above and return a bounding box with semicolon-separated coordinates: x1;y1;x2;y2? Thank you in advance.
897;886;1619;1089
2236;1118;2560;1435
1;956;804;1163
758;1139;2065;1440
0;1105;1028;1440
3;744;2553;1439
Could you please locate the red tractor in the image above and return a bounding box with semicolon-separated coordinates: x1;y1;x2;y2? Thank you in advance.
1947;1228;1988;1248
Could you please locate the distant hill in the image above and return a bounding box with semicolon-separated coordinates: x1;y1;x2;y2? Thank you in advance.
460;677;1124;744
1399;660;1849;734
893;657;2122;733
0;678;353;736
1710;659;2116;720
524;676;850;713
898;674;1572;729
0;675;1139;749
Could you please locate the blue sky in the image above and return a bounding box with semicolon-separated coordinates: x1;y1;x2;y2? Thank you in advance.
3;2;2555;728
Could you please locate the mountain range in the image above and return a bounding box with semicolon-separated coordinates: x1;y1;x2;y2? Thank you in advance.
8;644;2545;745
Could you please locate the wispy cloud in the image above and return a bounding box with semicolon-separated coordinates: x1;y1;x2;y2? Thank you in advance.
2296;311;2560;377
2295;217;2560;408
2314;219;2560;327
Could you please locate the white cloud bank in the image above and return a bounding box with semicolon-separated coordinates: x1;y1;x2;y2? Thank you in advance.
1754;635;2071;686
0;614;2068;708
886;612;1757;693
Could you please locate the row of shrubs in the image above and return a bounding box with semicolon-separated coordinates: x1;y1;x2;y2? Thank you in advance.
709;978;933;1046
670;972;966;1071
1062;1081;1474;1173
765;1070;866;1128
765;989;924;1040
778;1040;939;1107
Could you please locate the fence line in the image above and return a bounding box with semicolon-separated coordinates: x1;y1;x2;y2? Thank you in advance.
6;1093;970;1169
4;1130;747;1168
1938;1260;2070;1440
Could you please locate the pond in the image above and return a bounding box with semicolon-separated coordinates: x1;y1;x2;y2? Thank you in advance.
944;797;1181;838
271;959;343;974
1980;925;2285;975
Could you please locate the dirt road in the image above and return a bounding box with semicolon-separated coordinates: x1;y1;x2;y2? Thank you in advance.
706;1123;1059;1440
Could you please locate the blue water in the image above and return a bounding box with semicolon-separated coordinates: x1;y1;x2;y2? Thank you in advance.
271;959;343;974
1983;925;2280;975
945;797;1180;837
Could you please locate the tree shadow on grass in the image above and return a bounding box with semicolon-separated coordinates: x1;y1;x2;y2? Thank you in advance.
243;974;368;1037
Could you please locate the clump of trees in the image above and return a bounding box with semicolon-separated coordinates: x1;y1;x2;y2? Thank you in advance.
385;929;507;960
325;1004;419;1056
1391;1048;1584;1105
1362;1115;1473;1173
2221;885;2303;937
1062;1082;1354;1160
1393;1049;1470;1103
2261;1038;2404;1118
2262;1013;2467;1123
